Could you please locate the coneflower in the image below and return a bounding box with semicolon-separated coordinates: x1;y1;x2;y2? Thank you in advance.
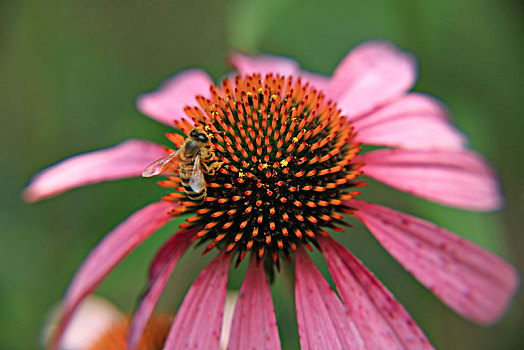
25;41;518;349
165;73;362;267
43;295;173;350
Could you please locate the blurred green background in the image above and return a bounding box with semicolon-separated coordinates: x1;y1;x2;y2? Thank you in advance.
1;0;522;349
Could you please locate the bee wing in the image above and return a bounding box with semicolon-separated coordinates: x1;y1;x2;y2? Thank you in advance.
189;154;206;194
142;149;180;177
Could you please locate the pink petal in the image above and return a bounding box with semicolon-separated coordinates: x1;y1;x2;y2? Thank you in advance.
353;93;466;150
358;149;502;211
318;236;433;350
128;228;197;350
163;253;232;349
228;257;281;350
351;199;519;325
295;247;365;350
136;69;213;127
229;52;299;77
52;201;175;350
300;71;330;92
327;41;417;118
23;140;166;202
229;52;330;93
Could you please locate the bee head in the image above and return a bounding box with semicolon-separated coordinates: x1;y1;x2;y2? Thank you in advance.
190;127;209;143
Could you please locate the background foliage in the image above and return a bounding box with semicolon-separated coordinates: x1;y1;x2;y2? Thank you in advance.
1;0;522;348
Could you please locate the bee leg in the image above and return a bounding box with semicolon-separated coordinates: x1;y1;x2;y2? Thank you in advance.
206;161;224;175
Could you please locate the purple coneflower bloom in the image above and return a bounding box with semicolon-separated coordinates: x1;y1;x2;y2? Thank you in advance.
25;41;518;350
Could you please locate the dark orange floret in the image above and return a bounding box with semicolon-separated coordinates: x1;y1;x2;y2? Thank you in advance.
88;315;172;350
159;73;363;268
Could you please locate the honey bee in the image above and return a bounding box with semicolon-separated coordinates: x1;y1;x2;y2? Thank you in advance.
142;127;222;202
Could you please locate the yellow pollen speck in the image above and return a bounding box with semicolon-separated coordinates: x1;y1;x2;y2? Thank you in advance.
292;137;299;143
239;171;245;177
261;163;269;169
270;94;277;100
280;160;289;167
257;88;263;94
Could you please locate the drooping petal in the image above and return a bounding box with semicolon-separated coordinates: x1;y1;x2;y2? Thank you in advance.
318;236;433;350
228;257;281;350
52;201;175;350
23;140;166;202
350;199;519;325
229;52;300;77
128;228;197;350
220;292;239;350
295;247;365;350
163;253;232;349
353;93;466;150
358;149;502;211
136;69;213;127
327;41;416;118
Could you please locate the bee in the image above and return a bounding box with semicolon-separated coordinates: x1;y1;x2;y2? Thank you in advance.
142;127;222;202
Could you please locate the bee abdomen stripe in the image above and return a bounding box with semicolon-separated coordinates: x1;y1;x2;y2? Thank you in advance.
187;190;206;201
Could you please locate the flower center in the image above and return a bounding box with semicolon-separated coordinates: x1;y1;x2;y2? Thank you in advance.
160;74;363;267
